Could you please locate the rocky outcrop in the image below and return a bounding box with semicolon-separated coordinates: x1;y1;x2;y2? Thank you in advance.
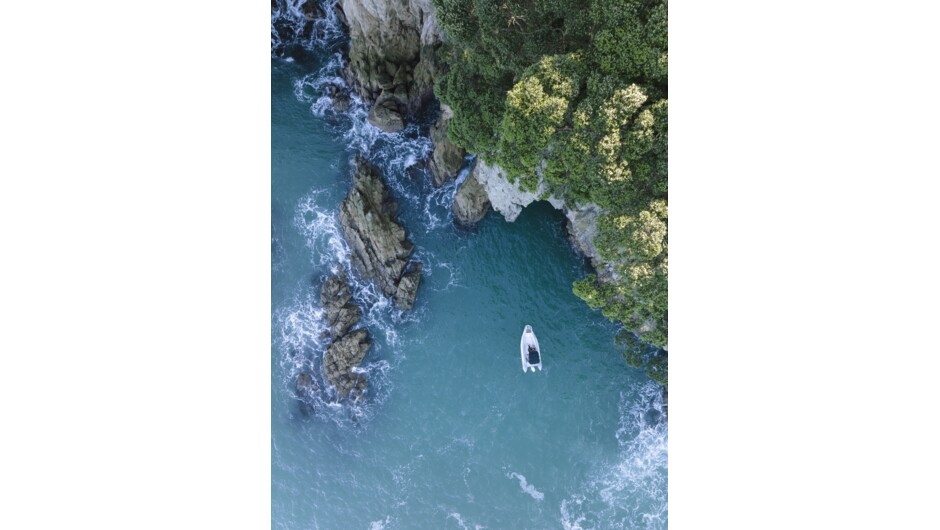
453;173;490;225
320;272;362;338
563;204;603;269
367;93;406;132
339;157;422;309
339;0;442;120
323;328;371;399
469;159;605;268
319;272;371;400
471;160;562;222
429;105;466;186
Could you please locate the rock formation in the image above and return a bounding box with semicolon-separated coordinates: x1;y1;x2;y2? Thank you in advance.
469;159;605;271
368;93;406;132
339;0;442;125
429;105;466;186
323;328;370;399
320;271;362;338
339;157;422;309
319;272;371;400
453;172;490;225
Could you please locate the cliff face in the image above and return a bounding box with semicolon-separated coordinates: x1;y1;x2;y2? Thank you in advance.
471;159;606;273
339;0;442;129
336;0;611;302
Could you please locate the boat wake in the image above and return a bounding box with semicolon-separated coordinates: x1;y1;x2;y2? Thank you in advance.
508;471;545;502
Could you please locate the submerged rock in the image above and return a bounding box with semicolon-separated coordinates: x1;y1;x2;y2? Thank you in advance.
322;81;352;112
429;105;465;186
295;371;320;414
453;173;490;226
339;157;422;309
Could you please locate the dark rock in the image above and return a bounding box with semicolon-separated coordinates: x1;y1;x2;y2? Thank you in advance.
296;371;319;396
300;0;325;21
394;262;422;310
367;94;405;132
332;92;351;112
339;157;422;309
339;0;441;118
295;371;320;414
429;107;466;186
323;82;352;112
453;173;491;225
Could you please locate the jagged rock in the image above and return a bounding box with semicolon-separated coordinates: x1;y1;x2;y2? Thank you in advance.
323;328;372;398
339;0;442;116
319;272;363;337
394;263;422;310
472;158;604;267
317;272;371;398
331;303;361;338
367;93;405;132
320;272;352;308
332;93;351;112
564;203;603;267
339;157;422;309
453;173;490;225
429;105;465;186
322;82;351;112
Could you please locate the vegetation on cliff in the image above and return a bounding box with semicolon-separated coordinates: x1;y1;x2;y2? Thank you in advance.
432;0;668;382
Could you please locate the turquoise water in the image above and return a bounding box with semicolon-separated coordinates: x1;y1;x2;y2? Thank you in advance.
271;6;667;528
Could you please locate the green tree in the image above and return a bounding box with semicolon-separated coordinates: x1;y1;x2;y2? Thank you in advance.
433;0;669;384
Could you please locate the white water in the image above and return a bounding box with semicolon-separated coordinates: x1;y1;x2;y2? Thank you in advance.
272;2;667;527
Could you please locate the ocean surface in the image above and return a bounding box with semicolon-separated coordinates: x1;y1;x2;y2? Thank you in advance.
271;3;667;528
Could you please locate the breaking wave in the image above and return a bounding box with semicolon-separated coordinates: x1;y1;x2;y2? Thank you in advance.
560;381;668;529
271;0;343;57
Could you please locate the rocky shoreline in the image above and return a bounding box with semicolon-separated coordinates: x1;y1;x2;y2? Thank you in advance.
286;0;665;401
333;0;608;268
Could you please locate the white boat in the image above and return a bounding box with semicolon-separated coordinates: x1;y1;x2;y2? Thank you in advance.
520;325;542;372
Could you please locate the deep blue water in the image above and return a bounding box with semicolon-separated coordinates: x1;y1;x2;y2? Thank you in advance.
271;4;667;528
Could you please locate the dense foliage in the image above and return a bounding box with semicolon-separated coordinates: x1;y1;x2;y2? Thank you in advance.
433;0;668;382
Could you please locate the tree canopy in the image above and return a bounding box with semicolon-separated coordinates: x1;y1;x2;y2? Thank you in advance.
433;0;669;384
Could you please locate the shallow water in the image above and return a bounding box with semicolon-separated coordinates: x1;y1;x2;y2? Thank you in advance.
271;5;667;528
